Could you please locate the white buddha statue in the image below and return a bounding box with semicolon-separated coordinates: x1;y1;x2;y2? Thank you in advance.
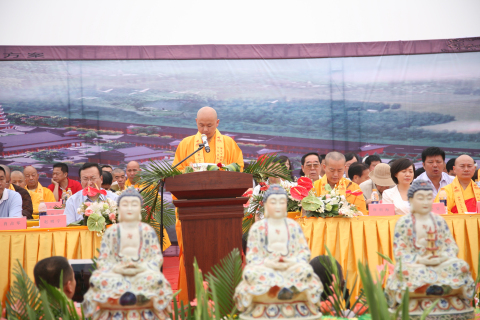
235;185;323;319
386;180;475;318
82;188;173;319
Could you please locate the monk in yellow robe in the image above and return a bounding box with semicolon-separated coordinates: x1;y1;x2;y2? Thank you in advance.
173;106;244;303
23;166;56;214
124;161;144;189
434;155;480;214
313;152;368;215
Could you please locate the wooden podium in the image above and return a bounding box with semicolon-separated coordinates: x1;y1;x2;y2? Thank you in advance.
165;171;252;300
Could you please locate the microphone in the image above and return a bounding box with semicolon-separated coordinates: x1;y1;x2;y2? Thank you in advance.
201;134;211;153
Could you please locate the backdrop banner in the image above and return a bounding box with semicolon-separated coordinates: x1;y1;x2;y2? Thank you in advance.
0;38;479;178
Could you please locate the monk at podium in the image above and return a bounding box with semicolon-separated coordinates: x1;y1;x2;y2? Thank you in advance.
313;152;368;215
173;106;244;302
434;155;480;214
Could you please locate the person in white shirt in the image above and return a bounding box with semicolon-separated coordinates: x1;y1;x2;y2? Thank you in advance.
383;158;415;215
65;163;118;225
0;166;22;218
414;147;453;198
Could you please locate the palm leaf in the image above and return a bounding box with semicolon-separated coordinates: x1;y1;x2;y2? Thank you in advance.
140;204;174;248
243;154;292;183
205;248;243;319
6;261;84;320
6;261;42;320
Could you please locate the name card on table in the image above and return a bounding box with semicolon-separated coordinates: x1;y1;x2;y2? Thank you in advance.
39;215;67;228
47;209;64;215
368;203;395;216
432;203;446;215
45;202;62;209
0;217;27;230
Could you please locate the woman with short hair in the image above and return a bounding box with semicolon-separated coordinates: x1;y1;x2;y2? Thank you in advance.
382;158;416;215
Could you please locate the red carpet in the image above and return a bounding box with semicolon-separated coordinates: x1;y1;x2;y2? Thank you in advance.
164;256;179;291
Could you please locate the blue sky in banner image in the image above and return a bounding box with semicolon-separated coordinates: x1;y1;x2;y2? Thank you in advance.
1;51;480;149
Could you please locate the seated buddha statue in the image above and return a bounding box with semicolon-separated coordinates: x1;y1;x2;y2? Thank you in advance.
385;180;475;318
82;188;173;319
234;184;324;319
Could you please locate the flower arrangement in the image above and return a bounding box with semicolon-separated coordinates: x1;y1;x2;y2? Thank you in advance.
184;162;242;173
288;177;361;218
76;187;118;235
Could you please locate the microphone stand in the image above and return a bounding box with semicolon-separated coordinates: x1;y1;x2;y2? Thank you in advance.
139;143;205;261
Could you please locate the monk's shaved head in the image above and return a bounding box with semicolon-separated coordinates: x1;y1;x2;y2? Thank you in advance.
454;154;476;182
11;171;24;179
197;106;217;120
112;168;125;175
325;152;346;166
196;106;220;140
127;161;140;169
23;166;37;175
455;154;475;166
126;161;141;183
24;166;39;189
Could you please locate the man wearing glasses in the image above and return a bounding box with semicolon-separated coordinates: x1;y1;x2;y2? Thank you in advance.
300;153;322;182
65;163;119;225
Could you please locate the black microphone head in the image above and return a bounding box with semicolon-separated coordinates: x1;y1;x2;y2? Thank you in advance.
205;146;211;153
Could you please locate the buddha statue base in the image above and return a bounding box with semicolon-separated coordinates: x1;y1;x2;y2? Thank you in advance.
387;293;474;320
238;292;322;320
90;299;171;320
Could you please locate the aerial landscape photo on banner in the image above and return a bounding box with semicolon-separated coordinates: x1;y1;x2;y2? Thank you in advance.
1;51;479;178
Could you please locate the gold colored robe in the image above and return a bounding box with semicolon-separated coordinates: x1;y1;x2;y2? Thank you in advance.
313;176;368;215
27;182;56;214
173;130;244;303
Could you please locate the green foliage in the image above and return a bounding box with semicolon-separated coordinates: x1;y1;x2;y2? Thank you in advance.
6;261;83;319
243;154;292;183
205;248;243;319
29;149;66;163
319;246;366;317
357;262;391;320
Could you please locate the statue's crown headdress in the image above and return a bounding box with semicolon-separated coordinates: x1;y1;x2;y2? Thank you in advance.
262;184;288;203
117;187;144;206
407;180;433;199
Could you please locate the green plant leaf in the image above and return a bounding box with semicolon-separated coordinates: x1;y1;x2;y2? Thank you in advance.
301;195;322;211
377;251;394;264
243;154;292;183
206;248;243;319
86;213;105;232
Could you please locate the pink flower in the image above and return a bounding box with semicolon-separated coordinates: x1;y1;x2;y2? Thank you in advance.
85;202;92;207
109;213;116;221
326;194;331;199
85;208;93;217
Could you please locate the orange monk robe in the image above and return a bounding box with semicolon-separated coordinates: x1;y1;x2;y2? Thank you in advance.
172;131;244;172
434;179;480;214
173;130;244;303
313;176;368;215
27;182;56;214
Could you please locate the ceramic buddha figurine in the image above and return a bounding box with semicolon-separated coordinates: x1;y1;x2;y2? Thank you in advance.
82;188;173;320
235;184;323;320
386;180;475;319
